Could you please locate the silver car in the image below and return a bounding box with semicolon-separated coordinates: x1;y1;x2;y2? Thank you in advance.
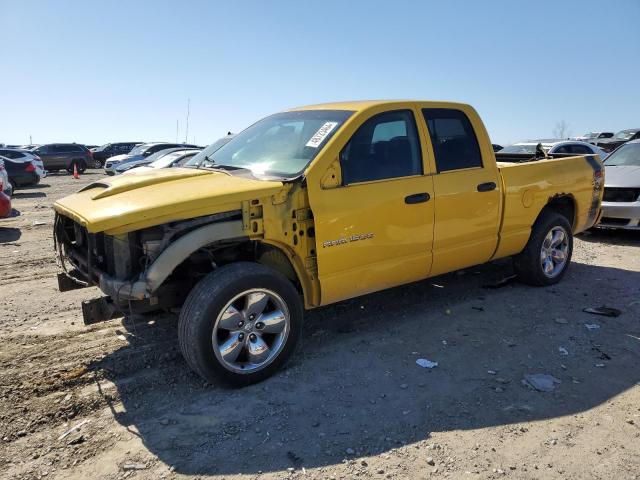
498;139;608;159
598;140;640;230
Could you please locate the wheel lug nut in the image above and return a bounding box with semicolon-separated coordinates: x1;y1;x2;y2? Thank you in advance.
255;322;264;330
249;314;255;320
249;333;257;342
238;320;245;327
238;333;245;341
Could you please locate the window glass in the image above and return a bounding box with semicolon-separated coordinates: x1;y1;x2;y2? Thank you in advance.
554;145;571;154
569;144;592;154
53;145;68;153
422;108;483;172
339;110;422;185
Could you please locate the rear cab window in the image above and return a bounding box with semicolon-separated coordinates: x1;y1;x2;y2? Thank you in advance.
422;108;483;172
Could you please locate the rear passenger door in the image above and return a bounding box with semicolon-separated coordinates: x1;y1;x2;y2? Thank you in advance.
311;108;435;305
420;108;501;276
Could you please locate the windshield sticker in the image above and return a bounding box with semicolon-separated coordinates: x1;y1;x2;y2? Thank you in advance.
306;122;338;148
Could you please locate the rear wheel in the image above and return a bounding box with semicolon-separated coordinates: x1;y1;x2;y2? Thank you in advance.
514;211;573;286
178;262;303;386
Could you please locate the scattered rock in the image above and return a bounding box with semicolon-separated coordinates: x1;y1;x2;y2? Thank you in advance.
123;463;147;471
522;374;561;392
400;383;409;389
346;448;355;455
416;359;438;369
554;318;568;324
585;323;601;331
426;457;435;466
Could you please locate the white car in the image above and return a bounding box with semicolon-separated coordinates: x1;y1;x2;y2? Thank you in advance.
498;140;608;159
0;147;46;179
572;132;614;142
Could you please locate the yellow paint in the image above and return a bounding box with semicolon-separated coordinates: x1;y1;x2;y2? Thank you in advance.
53;100;601;309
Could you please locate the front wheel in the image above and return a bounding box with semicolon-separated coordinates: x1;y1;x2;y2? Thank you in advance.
178;262;303;386
513;211;573;286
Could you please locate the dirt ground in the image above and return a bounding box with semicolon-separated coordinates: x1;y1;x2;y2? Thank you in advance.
0;172;639;480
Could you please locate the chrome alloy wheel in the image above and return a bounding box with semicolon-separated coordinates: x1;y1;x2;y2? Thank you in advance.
212;289;290;374
540;226;569;278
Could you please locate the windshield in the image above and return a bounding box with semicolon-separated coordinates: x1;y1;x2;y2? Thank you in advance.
184;136;235;167
584;133;597;139
614;130;636;141
196;110;353;177
604;143;640;167
141;147;184;164
128;144;149;156
150;150;196;168
498;144;538;154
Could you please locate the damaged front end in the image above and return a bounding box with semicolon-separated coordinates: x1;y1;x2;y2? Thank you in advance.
54;210;247;324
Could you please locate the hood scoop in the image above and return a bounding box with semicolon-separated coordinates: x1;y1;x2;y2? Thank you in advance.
80;169;211;200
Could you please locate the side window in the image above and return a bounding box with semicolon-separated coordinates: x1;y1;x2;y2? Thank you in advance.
570;144;592;154
422;108;483;172
34;145;48;154
53;145;68;153
554;145;571;154
340;110;422;185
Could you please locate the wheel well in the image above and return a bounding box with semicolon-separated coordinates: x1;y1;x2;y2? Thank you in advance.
168;241;303;295
541;195;576;229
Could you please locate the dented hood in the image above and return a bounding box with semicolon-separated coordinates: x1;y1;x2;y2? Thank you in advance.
53;167;284;234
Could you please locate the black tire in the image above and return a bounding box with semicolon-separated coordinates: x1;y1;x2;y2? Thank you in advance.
178;262;303;386
67;160;86;174
513;211;573;286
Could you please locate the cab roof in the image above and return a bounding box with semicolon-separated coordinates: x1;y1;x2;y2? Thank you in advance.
287;99;469;112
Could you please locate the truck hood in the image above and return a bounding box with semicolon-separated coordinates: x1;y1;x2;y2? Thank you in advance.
54;167;284;234
603;165;640;188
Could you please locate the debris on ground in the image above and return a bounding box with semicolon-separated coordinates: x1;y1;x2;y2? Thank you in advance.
123;463;148;471
585;324;601;331
416;358;438;369
482;274;517;289
559;347;569;356
58;419;90;441
522;374;561;392
554;318;569;324
583;306;622;317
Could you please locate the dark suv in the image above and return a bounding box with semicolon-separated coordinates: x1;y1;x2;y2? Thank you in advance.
91;142;142;167
31;144;93;173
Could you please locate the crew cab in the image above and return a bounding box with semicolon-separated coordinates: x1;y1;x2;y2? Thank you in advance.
53;100;604;385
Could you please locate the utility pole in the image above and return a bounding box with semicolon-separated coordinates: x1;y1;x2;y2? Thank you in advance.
184;98;190;144
176;120;179;143
29;134;32;145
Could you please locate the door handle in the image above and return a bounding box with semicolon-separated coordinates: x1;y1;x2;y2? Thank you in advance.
477;182;497;192
405;192;430;204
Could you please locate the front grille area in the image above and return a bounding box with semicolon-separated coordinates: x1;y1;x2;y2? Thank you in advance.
54;214;138;284
602;187;640;203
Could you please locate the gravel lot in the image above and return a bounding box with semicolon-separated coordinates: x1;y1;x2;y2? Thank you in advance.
1;172;639;480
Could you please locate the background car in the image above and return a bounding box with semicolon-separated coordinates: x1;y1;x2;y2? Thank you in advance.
0;148;46;179
0;155;40;189
0;158;14;198
498;140;608;158
104;142;198;174
30;143;93;173
598;139;640;230
182;134;236;168
592;128;640;152
572;132;614;142
91;142;142;167
0;180;11;218
117;148;201;174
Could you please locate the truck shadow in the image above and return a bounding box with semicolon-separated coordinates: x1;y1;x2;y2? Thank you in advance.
578;228;640;247
89;260;640;475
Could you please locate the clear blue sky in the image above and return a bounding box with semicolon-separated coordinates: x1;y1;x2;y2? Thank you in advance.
2;0;639;146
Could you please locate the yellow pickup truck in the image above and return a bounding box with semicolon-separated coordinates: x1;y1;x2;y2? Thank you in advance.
53;100;604;385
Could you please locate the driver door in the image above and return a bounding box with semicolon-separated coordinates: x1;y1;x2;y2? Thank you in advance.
308;108;435;305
